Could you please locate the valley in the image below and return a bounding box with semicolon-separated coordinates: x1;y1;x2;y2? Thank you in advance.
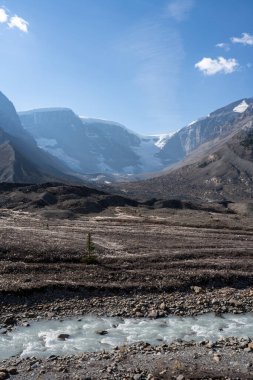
1;0;253;377
0;91;253;378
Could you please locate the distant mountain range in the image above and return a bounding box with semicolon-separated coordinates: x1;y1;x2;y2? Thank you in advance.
0;89;253;203
19;108;170;177
19;99;253;182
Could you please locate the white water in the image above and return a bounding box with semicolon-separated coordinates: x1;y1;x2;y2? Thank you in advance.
1;313;253;360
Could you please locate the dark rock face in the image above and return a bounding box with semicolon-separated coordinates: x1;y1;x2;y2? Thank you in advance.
0;91;25;138
0;92;80;184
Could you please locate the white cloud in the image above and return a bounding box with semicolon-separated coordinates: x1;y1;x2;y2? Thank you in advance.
0;8;8;23
231;33;253;46
216;42;230;51
8;15;29;32
167;0;195;21
195;57;239;76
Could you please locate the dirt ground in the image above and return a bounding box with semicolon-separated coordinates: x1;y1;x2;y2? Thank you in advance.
0;206;253;293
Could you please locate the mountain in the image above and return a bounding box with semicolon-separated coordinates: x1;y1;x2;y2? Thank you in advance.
157;98;253;166
110;99;253;202
19;108;170;176
5;91;253;200
0;91;80;183
19;99;253;181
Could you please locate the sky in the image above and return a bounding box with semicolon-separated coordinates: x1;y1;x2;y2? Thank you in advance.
0;0;252;134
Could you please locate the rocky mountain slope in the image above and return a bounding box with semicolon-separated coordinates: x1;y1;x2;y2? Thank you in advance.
157;98;253;166
0;92;80;183
115;102;253;202
19;108;170;176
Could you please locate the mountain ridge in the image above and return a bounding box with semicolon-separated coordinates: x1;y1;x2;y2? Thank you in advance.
19;98;253;180
113;113;253;202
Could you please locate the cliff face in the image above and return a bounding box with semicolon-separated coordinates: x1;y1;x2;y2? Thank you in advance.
114;102;253;202
158;98;253;166
0;92;79;183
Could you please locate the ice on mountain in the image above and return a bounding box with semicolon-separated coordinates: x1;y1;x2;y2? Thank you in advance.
233;100;249;113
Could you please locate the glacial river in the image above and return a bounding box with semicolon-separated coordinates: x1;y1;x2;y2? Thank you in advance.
0;313;253;360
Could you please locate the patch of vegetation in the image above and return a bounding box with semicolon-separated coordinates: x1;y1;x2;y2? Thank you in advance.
241;132;253;148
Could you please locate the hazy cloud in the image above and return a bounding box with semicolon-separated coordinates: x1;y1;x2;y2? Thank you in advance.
0;8;8;23
167;0;195;21
195;57;238;75
216;42;230;51
118;21;184;128
231;33;253;46
8;15;29;33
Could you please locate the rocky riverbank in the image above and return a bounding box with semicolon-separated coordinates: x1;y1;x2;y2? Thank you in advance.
1;286;253;379
1;337;253;379
0;209;253;378
1;286;253;327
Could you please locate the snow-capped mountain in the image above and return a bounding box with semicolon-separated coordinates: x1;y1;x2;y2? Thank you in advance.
19;98;253;181
19;108;171;176
157;98;253;166
115;99;253;202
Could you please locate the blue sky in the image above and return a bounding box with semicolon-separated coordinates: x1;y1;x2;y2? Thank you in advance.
0;0;252;134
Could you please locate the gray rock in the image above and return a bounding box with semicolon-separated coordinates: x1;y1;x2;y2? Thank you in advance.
58;333;70;340
0;372;9;380
96;330;108;336
148;310;158;318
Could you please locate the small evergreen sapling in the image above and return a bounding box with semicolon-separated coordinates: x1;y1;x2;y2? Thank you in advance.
82;232;97;264
86;232;95;256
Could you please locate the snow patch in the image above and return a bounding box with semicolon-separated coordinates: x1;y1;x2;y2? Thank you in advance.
133;137;163;173
36;138;81;171
188;120;197;127
153;134;171;149
233;100;249;113
36;138;58;148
